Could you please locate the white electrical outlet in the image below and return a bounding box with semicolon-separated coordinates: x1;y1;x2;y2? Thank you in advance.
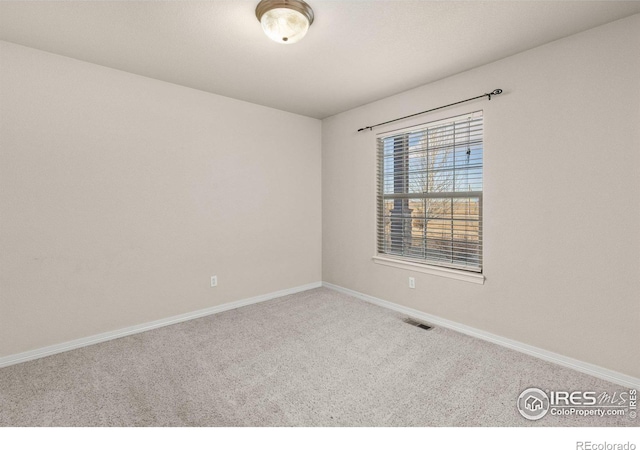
409;277;415;289
211;276;218;287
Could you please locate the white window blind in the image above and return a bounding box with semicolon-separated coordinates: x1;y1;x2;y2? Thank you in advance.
376;111;483;272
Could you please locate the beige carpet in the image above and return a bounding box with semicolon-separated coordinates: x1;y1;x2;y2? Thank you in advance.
0;287;635;426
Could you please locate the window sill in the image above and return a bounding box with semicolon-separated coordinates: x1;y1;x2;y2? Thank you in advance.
372;256;485;285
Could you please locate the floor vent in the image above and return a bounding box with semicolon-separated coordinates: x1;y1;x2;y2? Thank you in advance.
403;317;433;330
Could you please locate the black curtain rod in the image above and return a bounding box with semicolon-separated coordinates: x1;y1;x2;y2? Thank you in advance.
357;89;503;132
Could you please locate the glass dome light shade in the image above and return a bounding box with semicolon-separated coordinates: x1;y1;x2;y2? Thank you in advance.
255;0;314;44
260;8;309;44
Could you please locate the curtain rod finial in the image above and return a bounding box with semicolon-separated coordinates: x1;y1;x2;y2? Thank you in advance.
487;89;503;100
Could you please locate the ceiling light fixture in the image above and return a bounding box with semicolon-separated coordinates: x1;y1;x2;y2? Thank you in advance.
255;0;314;44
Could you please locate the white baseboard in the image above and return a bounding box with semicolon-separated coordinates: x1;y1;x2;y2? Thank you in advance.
4;280;638;390
323;282;640;390
0;282;322;369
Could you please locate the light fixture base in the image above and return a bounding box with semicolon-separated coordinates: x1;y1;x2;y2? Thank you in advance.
255;0;314;26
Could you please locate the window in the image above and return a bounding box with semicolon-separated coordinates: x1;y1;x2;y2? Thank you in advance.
376;111;483;273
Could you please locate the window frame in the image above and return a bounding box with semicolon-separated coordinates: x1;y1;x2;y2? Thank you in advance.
373;111;485;284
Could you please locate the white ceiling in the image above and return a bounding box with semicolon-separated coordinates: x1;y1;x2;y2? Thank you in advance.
1;1;639;119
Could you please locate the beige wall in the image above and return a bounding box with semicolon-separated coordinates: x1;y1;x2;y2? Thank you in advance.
322;15;640;378
0;41;322;357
